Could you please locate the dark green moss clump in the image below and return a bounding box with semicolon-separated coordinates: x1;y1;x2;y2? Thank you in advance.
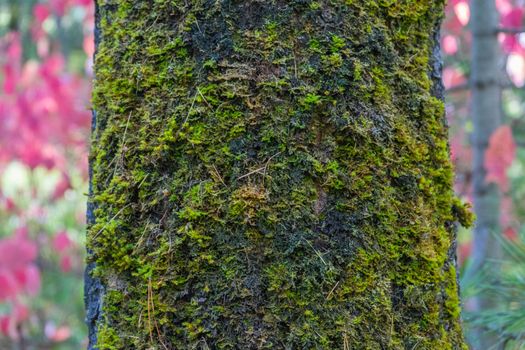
89;0;469;348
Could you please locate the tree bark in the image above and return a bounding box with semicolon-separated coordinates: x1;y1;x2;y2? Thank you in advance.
86;1;470;349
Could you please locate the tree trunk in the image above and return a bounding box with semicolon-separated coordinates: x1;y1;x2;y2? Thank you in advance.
468;0;503;348
86;1;470;349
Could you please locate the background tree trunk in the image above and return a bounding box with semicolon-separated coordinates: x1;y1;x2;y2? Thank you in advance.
467;0;503;348
86;1;470;349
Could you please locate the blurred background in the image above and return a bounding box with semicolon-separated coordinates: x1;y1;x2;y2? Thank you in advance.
0;0;92;349
0;0;524;349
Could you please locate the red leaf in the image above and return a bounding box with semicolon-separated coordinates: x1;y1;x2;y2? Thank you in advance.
52;174;71;200
59;255;72;273
496;0;513;15
13;303;29;322
49;0;68;16
454;1;470;26
15;265;41;296
442;67;467;90
2;33;21;94
504;227;518;240
0;316;10;336
83;34;95;57
458;242;472;266
501;7;523;28
0;232;37;269
45;322;71;342
3;197;16;213
52;231;72;252
0;270;18;301
0;304;29;340
33;4;50;26
442;35;458;55
500;8;524;53
485;125;516;192
0;230;40;300
0;315;17;340
500;194;515;229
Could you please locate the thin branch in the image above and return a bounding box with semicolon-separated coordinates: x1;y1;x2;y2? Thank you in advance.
445;81;517;94
326;281;340;300
237;152;281;180
112;112;132;179
92;203;132;239
445;83;470;94
497;27;525;34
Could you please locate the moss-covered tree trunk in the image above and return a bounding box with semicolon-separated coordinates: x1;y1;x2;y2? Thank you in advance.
86;1;472;349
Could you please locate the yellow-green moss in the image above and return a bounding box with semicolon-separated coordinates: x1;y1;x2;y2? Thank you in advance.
88;0;469;348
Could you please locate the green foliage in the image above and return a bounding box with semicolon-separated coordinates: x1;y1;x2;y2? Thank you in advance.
89;0;467;348
462;237;525;349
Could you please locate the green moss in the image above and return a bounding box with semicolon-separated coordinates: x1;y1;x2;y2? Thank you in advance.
97;324;123;350
89;0;467;348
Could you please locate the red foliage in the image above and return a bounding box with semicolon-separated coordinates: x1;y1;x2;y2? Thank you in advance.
45;322;71;342
0;0;93;342
496;0;515;14
444;0;469;33
453;1;470;26
458;241;472;266
500;8;524;53
53;231;75;273
0;34;91;173
0;228;40;301
443;66;467;89
52;231;73;253
60;256;73;273
0;303;29;340
485;125;516;192
442;35;459;55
